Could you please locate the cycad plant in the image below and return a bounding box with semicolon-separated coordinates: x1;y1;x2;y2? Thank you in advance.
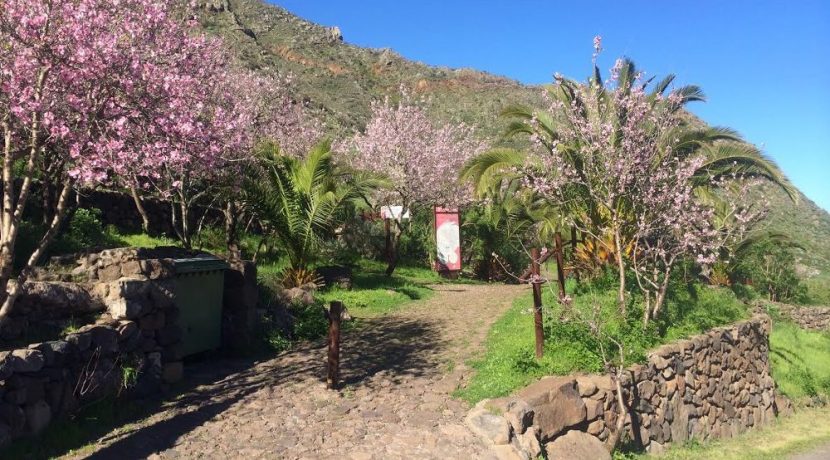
244;140;374;275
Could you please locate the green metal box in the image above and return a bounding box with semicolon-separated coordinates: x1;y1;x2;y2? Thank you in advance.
174;256;228;357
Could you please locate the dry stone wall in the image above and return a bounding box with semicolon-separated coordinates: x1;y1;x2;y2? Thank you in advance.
468;315;792;459
0;248;258;447
773;303;830;331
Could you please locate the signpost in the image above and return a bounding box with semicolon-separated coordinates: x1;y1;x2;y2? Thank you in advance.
434;207;461;277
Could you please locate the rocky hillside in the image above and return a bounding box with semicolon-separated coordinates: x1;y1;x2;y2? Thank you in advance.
194;0;830;276
195;0;543;138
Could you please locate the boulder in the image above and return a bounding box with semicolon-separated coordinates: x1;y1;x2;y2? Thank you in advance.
0;403;25;435
544;431;611;460
518;377;586;441
0;352;13;380
16;282;103;319
10;349;44;373
24;400;51;434
465;403;511;446
505;399;534;434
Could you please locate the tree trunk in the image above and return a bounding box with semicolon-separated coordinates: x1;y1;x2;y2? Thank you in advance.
531;247;545;359
0;180;72;326
129;185;152;234
385;225;401;276
605;370;630;452
651;268;672;321
613;227;626;314
384;218;404;276
224;200;241;260
554;232;567;300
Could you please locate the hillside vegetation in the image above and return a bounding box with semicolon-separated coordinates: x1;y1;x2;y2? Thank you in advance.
195;0;830;277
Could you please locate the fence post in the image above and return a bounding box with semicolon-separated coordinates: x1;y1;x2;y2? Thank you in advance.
531;248;544;359
327;301;342;389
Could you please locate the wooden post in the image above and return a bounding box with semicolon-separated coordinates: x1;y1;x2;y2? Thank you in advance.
531;248;544;359
327;301;342;389
554;232;567;300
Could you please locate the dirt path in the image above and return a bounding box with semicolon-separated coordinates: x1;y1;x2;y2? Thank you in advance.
68;283;525;460
790;443;830;460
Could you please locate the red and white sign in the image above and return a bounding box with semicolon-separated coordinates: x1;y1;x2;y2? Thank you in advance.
434;207;461;272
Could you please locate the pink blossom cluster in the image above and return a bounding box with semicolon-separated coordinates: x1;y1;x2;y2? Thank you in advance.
0;0;319;196
1;0;216;186
342;94;488;209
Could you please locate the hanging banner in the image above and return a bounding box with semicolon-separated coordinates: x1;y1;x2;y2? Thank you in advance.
434;207;461;272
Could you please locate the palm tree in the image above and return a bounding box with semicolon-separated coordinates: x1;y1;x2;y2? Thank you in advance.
244;140;375;272
461;148;569;298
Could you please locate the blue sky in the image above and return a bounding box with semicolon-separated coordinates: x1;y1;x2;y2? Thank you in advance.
272;0;830;211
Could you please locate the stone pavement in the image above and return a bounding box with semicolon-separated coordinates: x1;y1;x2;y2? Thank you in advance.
67;283;525;460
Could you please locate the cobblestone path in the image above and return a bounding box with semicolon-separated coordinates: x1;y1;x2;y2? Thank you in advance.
69;283;524;460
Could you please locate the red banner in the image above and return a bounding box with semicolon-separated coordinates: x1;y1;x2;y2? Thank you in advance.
434;207;461;272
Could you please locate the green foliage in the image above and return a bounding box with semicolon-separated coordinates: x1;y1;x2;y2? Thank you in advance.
803;274;830;305
458;278;749;404
732;236;807;302
244;141;375;270
770;321;830;402
16;208;123;265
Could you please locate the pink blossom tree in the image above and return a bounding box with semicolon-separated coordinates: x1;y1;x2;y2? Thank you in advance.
494;38;777;317
343;94;488;275
0;0;239;322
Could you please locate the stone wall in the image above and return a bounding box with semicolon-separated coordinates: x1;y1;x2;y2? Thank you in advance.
772;303;830;331
0;248;258;447
468;316;792;459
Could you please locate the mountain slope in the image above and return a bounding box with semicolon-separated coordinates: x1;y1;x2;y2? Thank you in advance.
195;0;544;137
194;0;830;276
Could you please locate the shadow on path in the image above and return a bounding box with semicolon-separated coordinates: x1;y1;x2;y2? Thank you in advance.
73;315;444;459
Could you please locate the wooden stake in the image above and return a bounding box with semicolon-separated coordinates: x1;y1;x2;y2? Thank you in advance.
531;248;544;359
327;301;342;389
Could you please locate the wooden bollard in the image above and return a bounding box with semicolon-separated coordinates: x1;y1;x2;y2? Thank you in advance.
531;248;544;359
327;301;343;389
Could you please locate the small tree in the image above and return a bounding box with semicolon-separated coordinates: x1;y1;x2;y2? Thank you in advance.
343;94;487;275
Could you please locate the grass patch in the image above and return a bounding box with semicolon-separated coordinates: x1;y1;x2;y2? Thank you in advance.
316;260;438;318
769;321;830;401
615;406;830;460
109;231;177;249
456;279;749;404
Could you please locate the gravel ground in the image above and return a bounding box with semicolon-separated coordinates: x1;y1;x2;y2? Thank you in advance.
67;283;525;460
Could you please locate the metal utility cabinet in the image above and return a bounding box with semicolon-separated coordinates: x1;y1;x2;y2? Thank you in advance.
174;256;228;356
